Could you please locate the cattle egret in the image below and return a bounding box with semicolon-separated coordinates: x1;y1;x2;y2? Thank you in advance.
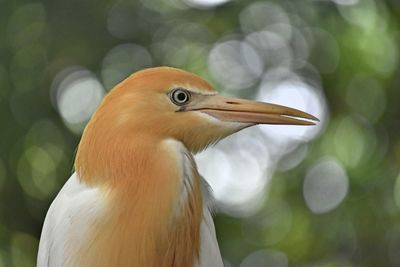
37;67;318;267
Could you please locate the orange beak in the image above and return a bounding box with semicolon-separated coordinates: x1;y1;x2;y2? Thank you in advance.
183;95;319;125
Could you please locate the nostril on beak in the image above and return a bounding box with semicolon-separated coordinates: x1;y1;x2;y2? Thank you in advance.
226;101;240;105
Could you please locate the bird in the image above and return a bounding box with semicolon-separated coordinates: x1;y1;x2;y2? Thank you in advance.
37;66;318;267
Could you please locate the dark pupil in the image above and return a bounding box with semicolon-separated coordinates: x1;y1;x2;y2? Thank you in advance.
176;92;186;102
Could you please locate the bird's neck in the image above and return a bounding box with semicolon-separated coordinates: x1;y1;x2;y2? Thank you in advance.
74;129;203;267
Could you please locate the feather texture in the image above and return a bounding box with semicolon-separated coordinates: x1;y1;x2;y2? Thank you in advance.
37;143;223;267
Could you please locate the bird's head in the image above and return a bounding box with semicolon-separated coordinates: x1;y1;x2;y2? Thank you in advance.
88;67;318;153
72;67;318;265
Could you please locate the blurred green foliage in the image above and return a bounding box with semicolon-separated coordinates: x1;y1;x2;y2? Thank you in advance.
1;0;400;266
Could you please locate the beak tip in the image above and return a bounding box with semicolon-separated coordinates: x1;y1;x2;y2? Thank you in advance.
312;115;320;122
300;112;319;124
302;112;319;122
306;116;319;125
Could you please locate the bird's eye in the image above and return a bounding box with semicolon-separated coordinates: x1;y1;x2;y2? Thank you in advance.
170;88;191;106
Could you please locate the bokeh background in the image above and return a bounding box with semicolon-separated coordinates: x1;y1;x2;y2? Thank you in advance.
1;0;400;266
